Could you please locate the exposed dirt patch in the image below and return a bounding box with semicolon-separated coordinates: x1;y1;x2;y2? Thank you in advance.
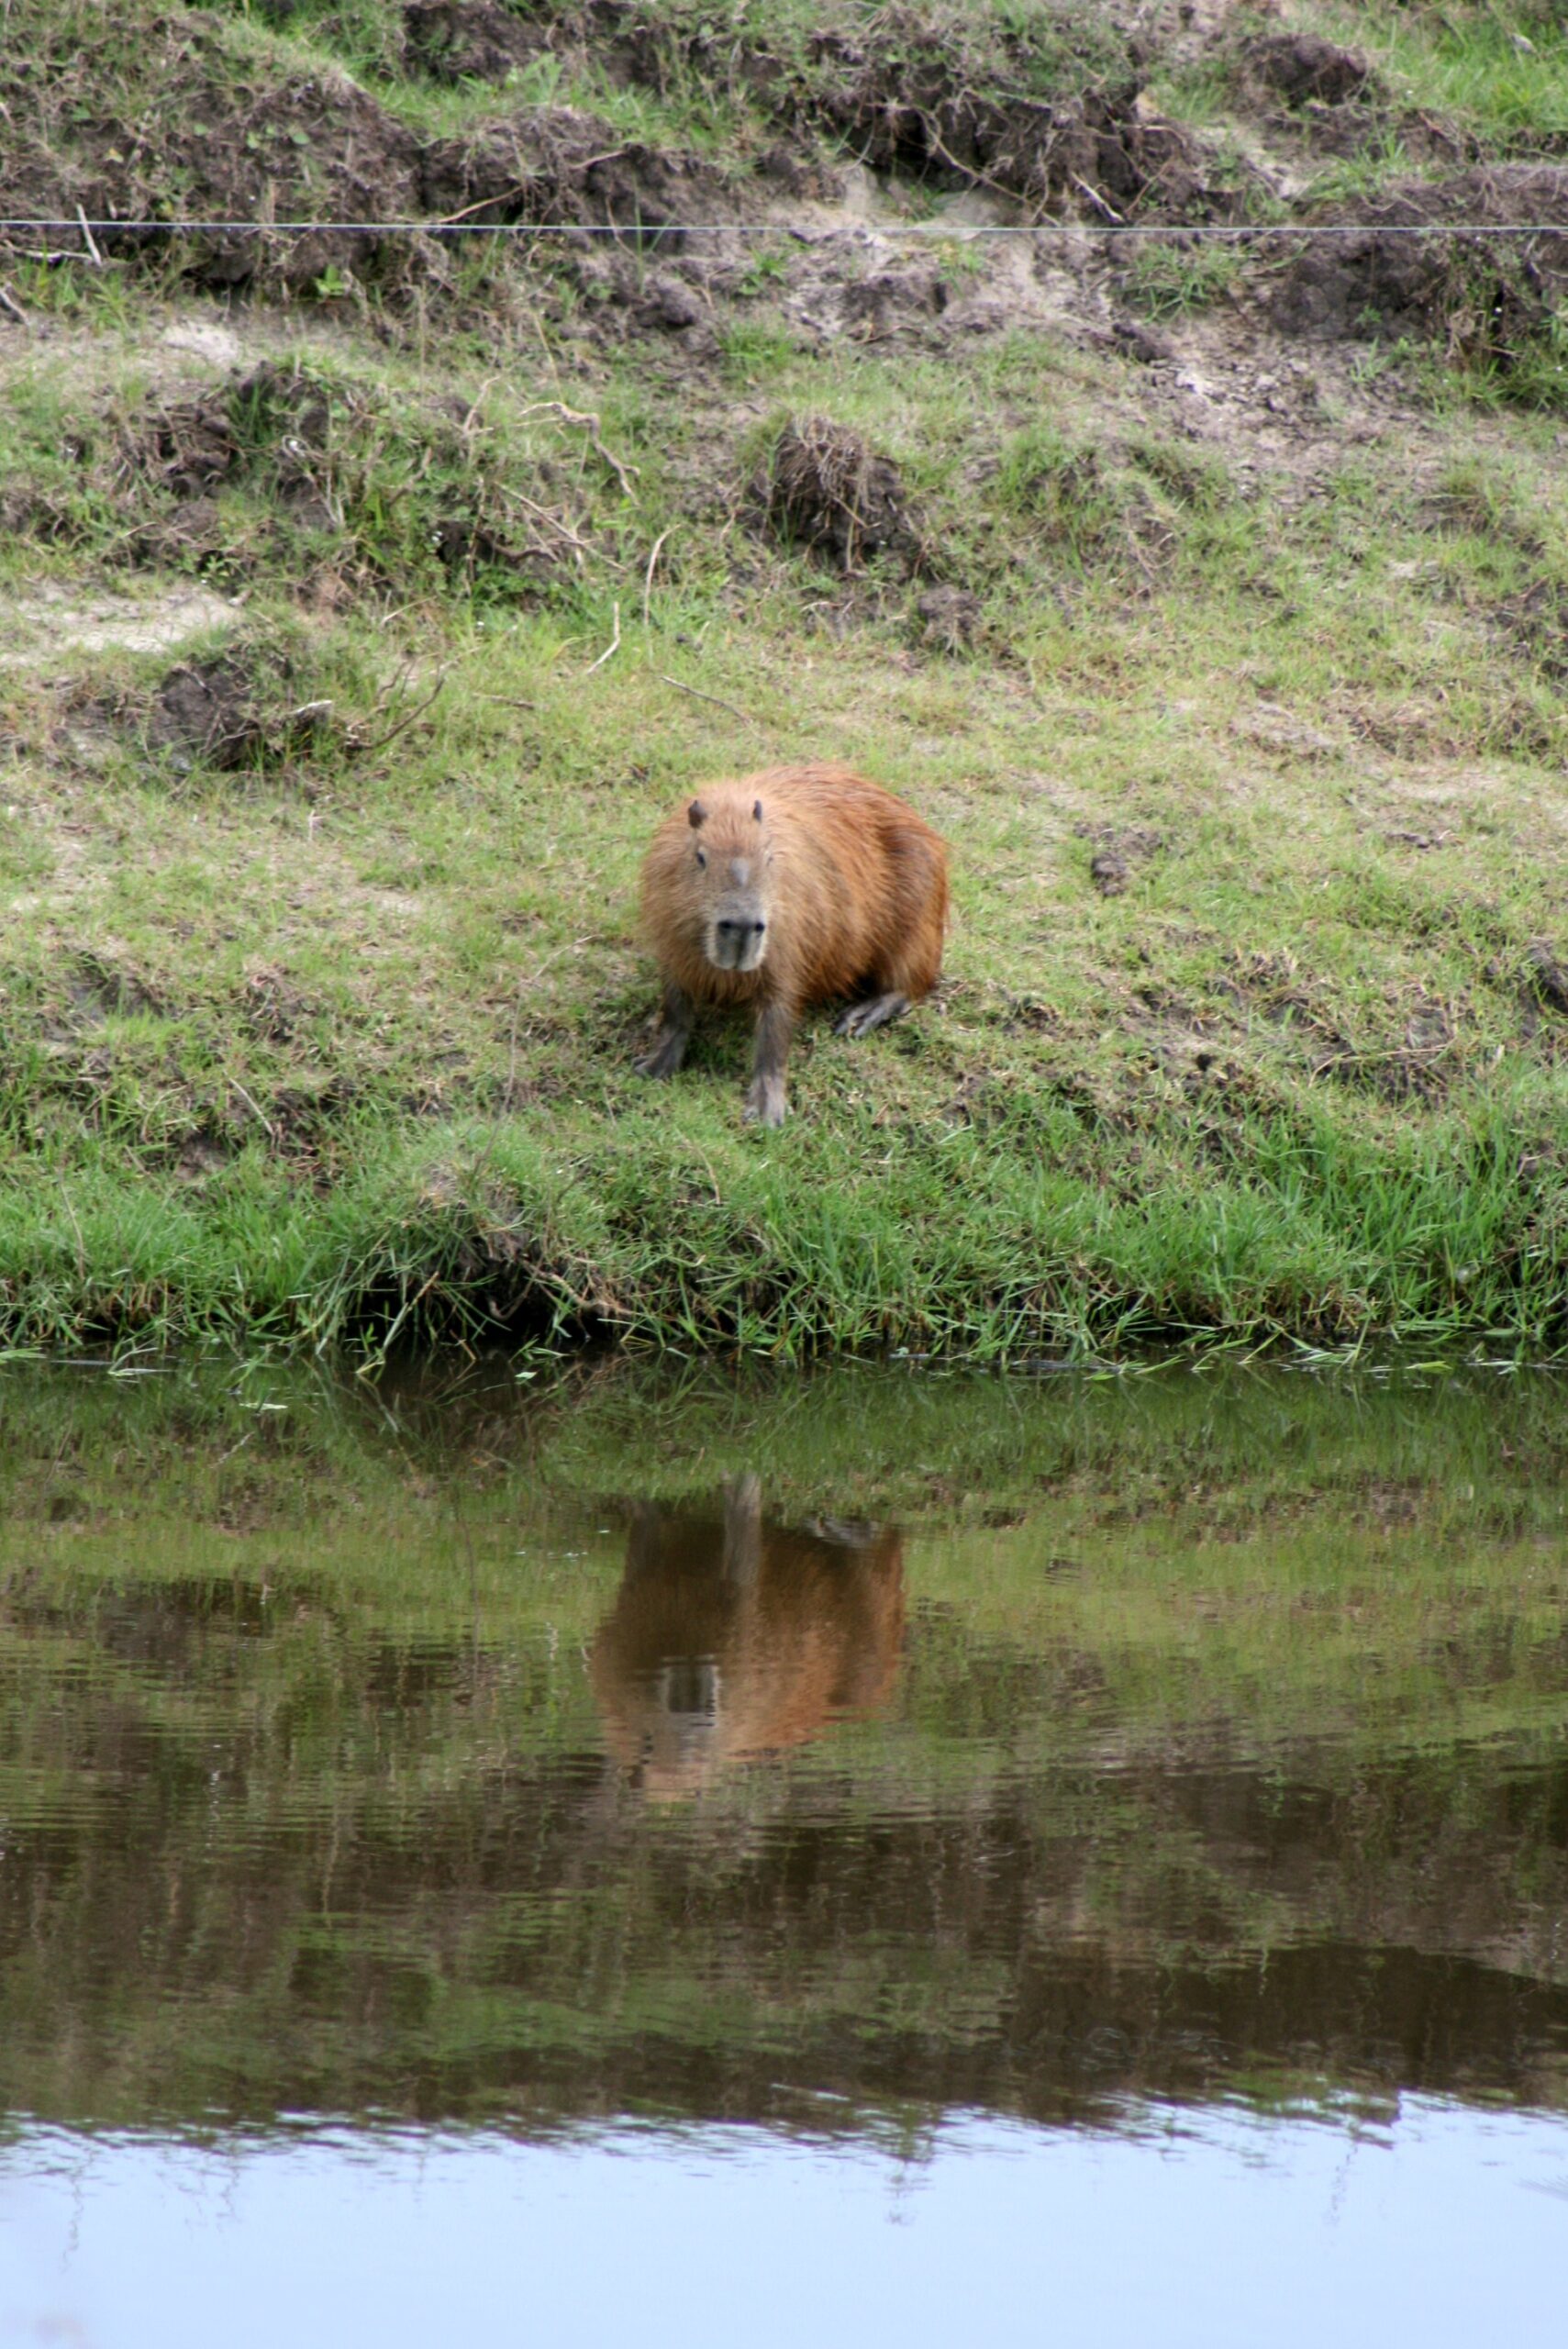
145;649;333;774
3;12;738;293
0;581;244;667
1224;952;1461;1104
911;584;984;652
1497;576;1568;682
3;12;422;293
494;0;1240;227
63;955;163;1026
1274;167;1568;360
402;0;544;84
418;106;733;245
1240;34;1375;114
806;43;1246;224
1524;942;1568;1017
241;963;317;1045
1075;823;1164;896
751;417;927;576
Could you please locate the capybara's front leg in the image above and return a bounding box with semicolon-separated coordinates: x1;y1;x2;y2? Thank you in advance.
743;998;794;1127
835;991;910;1039
636;981;695;1078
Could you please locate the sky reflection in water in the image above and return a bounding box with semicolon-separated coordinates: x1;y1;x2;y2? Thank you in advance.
6;2100;1568;2349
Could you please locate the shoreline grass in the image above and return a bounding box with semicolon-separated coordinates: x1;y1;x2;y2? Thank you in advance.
3;1086;1562;1360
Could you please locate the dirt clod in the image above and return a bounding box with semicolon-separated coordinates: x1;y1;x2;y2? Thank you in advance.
801;24;1239;224
403;1;543;84
1523;942;1568;1016
1241;35;1374;111
418;110;720;245
1110;317;1175;365
633;274;706;332
148;653;329;774
754;418;925;575
1275;167;1568;357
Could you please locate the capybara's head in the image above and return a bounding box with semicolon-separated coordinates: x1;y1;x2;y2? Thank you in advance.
684;794;773;974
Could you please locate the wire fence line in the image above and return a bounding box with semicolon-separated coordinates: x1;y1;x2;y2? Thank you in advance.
5;215;1568;240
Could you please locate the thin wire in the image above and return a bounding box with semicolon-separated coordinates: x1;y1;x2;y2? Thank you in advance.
4;216;1568;239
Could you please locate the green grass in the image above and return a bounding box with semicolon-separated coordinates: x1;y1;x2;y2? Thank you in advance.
1118;239;1246;321
1314;0;1568;152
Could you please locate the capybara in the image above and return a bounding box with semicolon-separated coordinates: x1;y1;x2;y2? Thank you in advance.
635;762;949;1126
590;1476;906;1798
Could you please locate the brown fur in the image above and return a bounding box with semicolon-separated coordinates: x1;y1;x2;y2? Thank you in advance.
590;1478;906;1799
635;762;949;1125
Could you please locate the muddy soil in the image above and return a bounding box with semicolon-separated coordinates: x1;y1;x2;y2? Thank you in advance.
5;15;740;292
145;650;331;774
1276;165;1568;350
1240;33;1377;112
5;1;1566;655
402;0;546;84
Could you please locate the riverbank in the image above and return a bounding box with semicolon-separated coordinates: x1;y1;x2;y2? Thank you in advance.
3;0;1566;1356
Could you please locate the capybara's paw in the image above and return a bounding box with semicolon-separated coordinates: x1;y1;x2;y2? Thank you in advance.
835;991;908;1039
742;1076;788;1128
636;1033;686;1079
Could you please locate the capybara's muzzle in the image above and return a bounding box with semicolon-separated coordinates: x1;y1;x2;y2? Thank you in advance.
706;913;769;973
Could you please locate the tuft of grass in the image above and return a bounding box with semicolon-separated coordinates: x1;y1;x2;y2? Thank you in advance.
1118;239;1245;321
1315;0;1568;152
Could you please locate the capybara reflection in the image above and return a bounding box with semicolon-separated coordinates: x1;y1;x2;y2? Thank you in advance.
636;763;949;1126
590;1476;905;1797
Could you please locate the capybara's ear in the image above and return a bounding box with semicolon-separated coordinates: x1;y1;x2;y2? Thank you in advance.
687;799;706;828
752;799;764;823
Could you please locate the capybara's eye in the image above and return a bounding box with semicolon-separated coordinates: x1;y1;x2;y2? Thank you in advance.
695;848;706;868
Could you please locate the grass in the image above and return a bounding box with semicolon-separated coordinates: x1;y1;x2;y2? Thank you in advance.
1313;0;1568;153
2;0;1568;1357
1118;239;1246;321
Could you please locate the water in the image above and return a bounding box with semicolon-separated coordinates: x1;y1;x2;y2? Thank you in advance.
2;1358;1566;2345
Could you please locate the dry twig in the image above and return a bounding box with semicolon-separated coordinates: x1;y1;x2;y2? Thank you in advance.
641;527;673;630
584;601;622;674
657;673;757;727
1071;173;1125;224
350;666;448;757
499;484;626;572
517;399;640;498
229;1079;278;1141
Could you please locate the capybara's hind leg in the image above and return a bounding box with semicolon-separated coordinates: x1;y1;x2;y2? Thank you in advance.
839;831;944;1039
882;832;946;1001
636;981;695;1078
836;992;909;1038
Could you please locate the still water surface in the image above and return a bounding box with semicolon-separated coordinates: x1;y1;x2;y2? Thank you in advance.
2;1359;1566;2343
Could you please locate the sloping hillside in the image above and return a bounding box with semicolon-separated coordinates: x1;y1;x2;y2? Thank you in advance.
3;0;1567;1354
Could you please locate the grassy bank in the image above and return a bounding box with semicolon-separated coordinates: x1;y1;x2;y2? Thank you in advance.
3;0;1567;1355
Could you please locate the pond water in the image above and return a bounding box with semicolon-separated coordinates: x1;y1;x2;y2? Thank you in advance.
2;1358;1566;2346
